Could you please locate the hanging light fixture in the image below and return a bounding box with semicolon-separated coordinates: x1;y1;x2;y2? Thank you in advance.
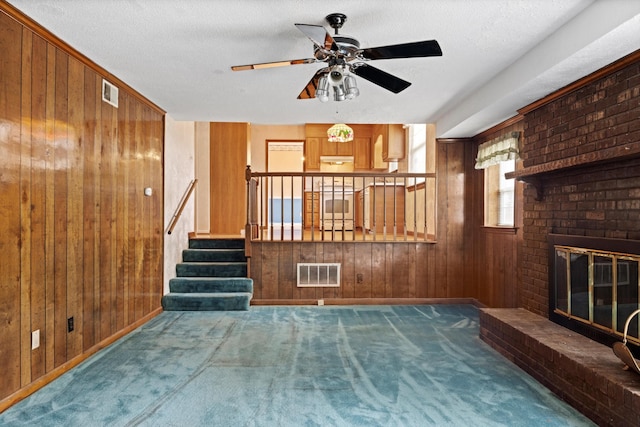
317;65;359;103
327;123;354;143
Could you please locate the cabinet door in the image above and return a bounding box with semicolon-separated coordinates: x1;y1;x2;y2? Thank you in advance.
320;137;335;156
336;140;353;156
354;137;371;170
304;138;321;170
384;124;405;161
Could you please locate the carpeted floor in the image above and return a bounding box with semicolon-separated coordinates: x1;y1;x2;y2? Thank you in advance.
0;305;594;426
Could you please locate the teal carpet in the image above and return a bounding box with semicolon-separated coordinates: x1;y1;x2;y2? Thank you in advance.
0;305;594;426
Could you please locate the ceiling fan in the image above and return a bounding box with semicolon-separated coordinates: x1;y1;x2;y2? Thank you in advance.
231;13;442;102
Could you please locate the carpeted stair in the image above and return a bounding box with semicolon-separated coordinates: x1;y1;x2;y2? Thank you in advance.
162;238;253;311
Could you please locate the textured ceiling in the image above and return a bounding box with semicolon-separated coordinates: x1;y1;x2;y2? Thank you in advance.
7;0;640;137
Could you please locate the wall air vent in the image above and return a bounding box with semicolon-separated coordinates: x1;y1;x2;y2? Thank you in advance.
102;79;119;108
297;263;340;287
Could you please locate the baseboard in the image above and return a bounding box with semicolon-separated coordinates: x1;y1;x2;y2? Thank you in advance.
251;298;482;306
0;307;163;414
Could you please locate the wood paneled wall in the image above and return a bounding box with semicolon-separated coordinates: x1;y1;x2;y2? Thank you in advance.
0;6;164;407
210;122;249;235
462;121;524;308
249;141;467;301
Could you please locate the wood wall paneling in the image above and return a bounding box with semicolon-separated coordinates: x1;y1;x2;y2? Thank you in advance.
0;11;23;398
249;141;467;303
210;122;248;235
0;5;164;408
463;121;524;308
19;26;33;388
29;30;48;382
66;55;85;361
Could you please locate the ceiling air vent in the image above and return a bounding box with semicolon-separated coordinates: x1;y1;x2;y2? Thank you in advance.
102;79;119;108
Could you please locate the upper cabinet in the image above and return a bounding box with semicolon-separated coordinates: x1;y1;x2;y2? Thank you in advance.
373;124;406;163
321;137;353;156
353;137;371;170
304;123;374;171
304;137;321;171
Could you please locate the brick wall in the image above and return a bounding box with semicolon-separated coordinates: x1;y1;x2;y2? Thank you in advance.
522;61;640;169
520;56;640;316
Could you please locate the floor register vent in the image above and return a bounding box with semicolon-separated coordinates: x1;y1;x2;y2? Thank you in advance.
297;263;340;287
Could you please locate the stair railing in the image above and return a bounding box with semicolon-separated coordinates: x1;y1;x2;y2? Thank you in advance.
244;166;436;242
245;166;259;258
167;179;198;235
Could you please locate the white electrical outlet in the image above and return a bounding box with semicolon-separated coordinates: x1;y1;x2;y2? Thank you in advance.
318;299;324;306
31;330;40;350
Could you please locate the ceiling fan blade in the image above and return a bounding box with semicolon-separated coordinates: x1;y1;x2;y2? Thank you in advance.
297;69;326;99
360;40;442;60
351;64;411;94
295;23;338;52
231;58;316;71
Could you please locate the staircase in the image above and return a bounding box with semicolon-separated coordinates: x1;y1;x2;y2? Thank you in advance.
162;238;253;311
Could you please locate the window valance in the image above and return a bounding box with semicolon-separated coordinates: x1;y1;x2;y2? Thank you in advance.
474;131;520;169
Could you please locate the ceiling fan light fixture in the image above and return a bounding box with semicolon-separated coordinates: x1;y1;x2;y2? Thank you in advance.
333;85;346;102
344;75;359;99
327;123;354;143
316;76;330;102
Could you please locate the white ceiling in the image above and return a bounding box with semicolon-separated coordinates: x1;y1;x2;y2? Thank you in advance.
7;0;640;137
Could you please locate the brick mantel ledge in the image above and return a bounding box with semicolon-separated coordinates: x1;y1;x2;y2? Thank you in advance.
504;143;640;201
479;308;640;427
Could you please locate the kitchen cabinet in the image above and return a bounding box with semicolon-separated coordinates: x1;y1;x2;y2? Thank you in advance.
363;185;405;234
303;191;320;229
321;137;353;156
372;124;405;168
304;137;321;171
353;137;371;170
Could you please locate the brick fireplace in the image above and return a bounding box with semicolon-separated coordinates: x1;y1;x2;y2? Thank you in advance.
517;52;640;318
480;51;640;426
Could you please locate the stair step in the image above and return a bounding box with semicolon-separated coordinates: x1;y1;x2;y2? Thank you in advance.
182;248;246;262
176;262;247;277
162;292;251;311
189;238;244;250
169;277;253;293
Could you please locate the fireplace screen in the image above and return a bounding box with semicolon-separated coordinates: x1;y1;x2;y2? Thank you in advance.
552;238;640;345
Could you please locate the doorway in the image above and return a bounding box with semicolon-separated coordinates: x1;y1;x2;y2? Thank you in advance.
266;141;304;236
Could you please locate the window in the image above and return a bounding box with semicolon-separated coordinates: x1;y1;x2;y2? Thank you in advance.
484;160;515;226
475;132;519;227
405;123;436;240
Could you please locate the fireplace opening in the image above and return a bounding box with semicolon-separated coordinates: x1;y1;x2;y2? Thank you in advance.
548;234;640;357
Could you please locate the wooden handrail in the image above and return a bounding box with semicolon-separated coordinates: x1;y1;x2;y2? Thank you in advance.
167;179;198;235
